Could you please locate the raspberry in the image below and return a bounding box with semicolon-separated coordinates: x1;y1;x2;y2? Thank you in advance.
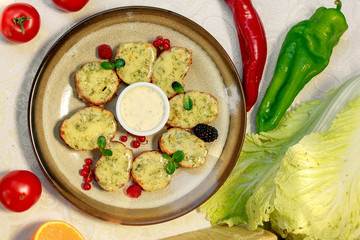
97;44;112;60
193;124;219;142
126;184;142;198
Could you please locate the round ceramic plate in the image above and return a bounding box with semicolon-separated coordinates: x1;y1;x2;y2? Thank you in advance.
28;6;246;225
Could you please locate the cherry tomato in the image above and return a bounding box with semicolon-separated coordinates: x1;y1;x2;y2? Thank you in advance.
0;3;40;43
0;170;42;212
52;0;89;12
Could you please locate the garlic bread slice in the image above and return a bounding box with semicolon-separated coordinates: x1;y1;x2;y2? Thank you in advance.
94;141;133;191
167;91;219;129
59;106;117;151
159;128;208;168
74;61;120;105
115;42;157;84
151;47;192;98
131;151;172;191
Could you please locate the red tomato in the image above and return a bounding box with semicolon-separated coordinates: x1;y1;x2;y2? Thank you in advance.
0;3;41;43
0;170;42;212
52;0;89;12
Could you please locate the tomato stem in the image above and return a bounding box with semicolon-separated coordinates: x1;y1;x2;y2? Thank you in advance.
12;17;31;35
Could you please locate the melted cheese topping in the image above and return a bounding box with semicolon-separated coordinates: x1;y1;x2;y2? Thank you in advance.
75;62;119;105
131;151;171;191
160;128;208;168
120;85;165;132
60;107;117;150
94;142;133;191
167;91;219;128
152;47;192;97
115;42;157;84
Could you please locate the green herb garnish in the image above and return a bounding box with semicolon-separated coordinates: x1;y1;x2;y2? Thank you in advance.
113;58;125;68
172;81;185;93
100;58;125;70
97;136;112;156
183;94;193;110
163;150;185;175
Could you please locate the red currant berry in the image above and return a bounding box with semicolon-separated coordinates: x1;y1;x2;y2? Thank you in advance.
164;39;170;45
85;158;93;165
120;135;128;142
83;182;91;190
132;140;140;148
137;136;146;142
83;164;91;170
157;38;164;46
80;169;89;177
84;174;93;183
163;43;170;50
157;36;163;40
126;184;142;198
152;40;159;47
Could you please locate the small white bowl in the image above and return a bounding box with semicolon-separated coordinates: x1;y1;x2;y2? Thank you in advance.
115;82;170;136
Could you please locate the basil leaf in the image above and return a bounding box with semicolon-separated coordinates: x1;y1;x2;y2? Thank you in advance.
172;81;185;93
172;150;185;162
102;149;113;157
100;61;113;70
97;136;107;149
183;94;193;110
166;161;175;175
114;58;125;68
174;162;179;169
162;153;172;161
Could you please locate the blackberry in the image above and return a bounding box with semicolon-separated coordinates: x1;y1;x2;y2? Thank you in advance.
193;124;218;142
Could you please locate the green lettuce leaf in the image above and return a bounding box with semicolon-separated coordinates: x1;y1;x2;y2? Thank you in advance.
200;100;323;226
272;95;360;239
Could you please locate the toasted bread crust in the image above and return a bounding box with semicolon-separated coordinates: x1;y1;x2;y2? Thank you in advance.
159;128;208;168
59;106;117;151
167;91;219;129
131;151;172;191
94;141;133;191
151;46;192;98
74;61;120;105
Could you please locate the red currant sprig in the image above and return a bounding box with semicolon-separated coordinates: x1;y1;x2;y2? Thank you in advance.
153;36;171;51
80;158;94;190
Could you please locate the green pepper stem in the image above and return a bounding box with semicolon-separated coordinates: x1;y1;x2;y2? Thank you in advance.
12;17;31;35
335;0;342;11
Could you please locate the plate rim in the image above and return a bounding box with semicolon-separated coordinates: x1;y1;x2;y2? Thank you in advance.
28;5;247;225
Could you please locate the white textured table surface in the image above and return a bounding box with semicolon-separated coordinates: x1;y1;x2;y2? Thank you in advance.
0;0;359;239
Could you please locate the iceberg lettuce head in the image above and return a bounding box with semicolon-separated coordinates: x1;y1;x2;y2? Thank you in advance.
200;75;360;240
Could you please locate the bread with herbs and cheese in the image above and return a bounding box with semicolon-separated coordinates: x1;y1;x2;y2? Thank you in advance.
94;141;133;191
114;42;157;84
131;151;172;191
167;91;219;129
59;106;117;151
74;61;120;105
151;47;192;98
159;128;208;168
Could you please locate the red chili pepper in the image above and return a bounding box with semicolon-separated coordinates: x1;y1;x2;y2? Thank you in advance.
224;0;267;112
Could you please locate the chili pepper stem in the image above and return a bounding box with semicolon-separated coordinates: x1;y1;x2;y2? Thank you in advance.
335;0;342;11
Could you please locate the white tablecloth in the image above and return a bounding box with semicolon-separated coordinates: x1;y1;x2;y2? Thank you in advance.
1;0;359;239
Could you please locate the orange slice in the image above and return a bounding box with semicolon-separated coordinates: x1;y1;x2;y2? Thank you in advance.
31;220;85;240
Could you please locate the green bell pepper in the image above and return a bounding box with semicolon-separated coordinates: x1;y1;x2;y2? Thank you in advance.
256;0;348;133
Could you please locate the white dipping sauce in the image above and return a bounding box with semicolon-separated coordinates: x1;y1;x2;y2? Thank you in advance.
120;86;165;132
